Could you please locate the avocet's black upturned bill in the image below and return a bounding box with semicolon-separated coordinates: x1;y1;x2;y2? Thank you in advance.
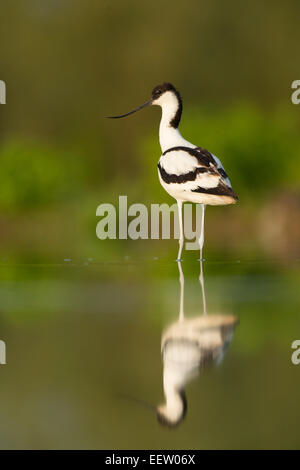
107;82;238;259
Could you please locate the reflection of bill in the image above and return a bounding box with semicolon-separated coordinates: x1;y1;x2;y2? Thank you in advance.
157;261;238;427
0;340;6;365
291;340;300;365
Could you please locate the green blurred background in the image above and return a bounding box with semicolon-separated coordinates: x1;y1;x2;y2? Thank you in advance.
0;0;300;450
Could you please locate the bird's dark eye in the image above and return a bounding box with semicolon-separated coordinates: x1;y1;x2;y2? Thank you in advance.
154;89;162;96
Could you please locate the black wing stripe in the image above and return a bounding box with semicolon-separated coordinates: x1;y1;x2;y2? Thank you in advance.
160;146;237;198
162;146;215;168
158;162;216;184
192;183;238;199
218;168;228;179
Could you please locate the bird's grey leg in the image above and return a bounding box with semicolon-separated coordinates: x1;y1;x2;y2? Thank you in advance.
177;259;185;322
199;204;206;261
199;258;207;315
177;200;184;261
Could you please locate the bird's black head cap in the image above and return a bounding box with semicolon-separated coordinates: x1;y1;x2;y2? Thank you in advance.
151;82;182;128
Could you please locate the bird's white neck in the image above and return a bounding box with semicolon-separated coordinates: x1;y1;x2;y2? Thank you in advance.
159;106;194;153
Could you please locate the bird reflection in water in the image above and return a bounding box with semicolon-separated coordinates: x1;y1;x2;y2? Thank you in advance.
156;260;238;427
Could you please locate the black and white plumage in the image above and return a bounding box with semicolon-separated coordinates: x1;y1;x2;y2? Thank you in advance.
107;82;238;259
